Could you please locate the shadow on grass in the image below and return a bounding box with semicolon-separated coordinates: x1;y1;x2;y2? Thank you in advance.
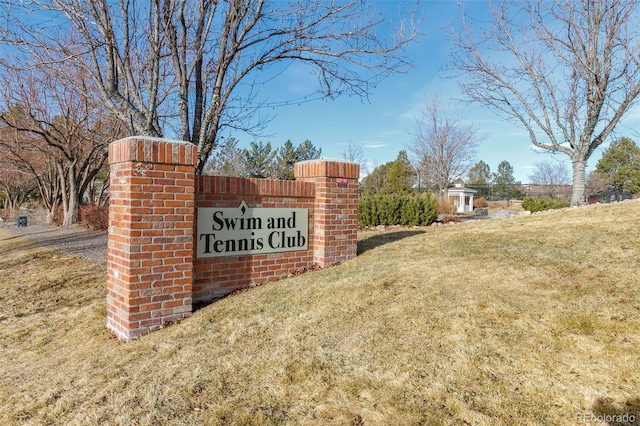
193;231;426;312
192;297;226;313
591;397;640;425
357;230;425;255
192;230;427;312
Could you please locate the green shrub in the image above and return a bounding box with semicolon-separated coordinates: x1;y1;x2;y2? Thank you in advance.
358;193;437;227
522;196;570;213
382;193;403;225
358;196;376;227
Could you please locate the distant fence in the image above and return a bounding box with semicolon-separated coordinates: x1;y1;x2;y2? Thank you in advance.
107;137;359;340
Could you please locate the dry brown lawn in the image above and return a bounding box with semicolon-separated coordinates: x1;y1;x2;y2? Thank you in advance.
1;200;639;425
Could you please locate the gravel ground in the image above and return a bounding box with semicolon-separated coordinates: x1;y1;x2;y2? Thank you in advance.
0;222;108;264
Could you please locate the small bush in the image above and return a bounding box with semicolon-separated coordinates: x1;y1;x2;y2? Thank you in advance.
380;193;403;225
473;197;487;210
358;193;437;227
51;206;64;226
522;196;571;213
79;205;109;230
400;194;438;226
437;198;457;215
441;214;460;224
0;209;12;221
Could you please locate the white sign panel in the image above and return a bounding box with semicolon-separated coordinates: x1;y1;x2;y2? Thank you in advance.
197;201;309;258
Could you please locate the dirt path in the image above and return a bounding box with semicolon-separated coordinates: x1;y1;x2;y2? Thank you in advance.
0;222;108;264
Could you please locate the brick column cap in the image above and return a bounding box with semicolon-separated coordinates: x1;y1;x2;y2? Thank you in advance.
109;136;198;166
294;159;359;179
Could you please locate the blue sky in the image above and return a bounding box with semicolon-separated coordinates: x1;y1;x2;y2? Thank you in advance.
229;1;640;183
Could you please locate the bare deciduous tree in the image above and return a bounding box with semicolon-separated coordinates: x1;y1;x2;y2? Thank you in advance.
0;64;124;225
342;140;367;176
450;0;640;206
410;96;481;198
2;0;418;173
0;159;34;211
528;160;570;197
0;124;62;222
585;170;612;199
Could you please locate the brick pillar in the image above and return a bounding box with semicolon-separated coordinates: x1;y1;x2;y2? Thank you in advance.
107;137;197;340
294;160;360;267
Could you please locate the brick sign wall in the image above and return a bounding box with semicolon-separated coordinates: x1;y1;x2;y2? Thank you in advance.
194;176;316;301
107;137;359;340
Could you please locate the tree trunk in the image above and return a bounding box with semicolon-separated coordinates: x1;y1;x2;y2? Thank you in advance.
63;175;79;226
98;182;109;206
570;157;587;207
1;191;14;211
58;162;79;226
47;204;57;225
63;192;79;226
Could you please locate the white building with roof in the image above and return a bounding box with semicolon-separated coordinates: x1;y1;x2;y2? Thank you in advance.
448;182;477;213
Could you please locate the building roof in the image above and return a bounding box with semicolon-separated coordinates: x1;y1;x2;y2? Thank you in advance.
447;184;477;194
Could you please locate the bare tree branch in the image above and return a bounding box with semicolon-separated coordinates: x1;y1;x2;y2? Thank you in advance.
0;60;124;225
449;0;640;206
410;95;482;198
341;140;367;176
528;160;570;197
1;0;420;173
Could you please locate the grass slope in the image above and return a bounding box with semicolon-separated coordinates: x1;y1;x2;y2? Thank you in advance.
1;201;639;425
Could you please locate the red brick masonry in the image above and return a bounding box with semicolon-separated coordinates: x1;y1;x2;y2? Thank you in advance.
107;137;197;340
107;137;359;340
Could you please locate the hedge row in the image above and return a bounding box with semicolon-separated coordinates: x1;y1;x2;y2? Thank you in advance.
358;193;438;226
522;196;570;213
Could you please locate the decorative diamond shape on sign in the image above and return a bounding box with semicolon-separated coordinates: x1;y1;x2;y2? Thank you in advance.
239;200;248;215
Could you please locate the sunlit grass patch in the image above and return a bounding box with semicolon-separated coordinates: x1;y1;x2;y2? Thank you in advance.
1;200;639;424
